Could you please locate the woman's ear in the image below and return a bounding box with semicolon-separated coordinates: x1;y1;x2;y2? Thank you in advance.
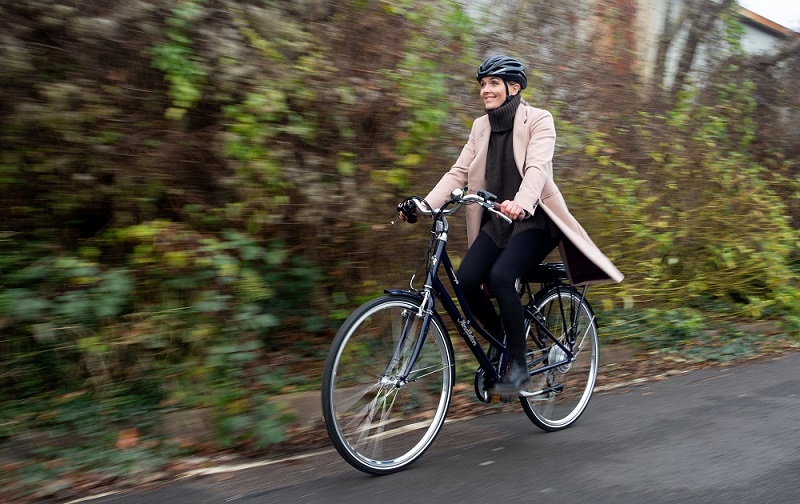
509;82;521;96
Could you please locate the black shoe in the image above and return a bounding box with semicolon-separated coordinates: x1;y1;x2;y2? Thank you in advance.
491;360;530;402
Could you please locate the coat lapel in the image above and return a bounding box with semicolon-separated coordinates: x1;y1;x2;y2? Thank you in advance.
512;103;528;173
472;119;491;183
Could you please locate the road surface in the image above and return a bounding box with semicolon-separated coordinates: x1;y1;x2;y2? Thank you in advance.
83;352;800;504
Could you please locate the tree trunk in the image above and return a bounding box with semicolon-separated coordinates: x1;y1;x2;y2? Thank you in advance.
669;0;735;96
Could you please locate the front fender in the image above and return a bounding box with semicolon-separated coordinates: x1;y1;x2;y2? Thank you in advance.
384;289;424;301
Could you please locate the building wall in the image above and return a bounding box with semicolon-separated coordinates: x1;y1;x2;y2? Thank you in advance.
634;1;797;88
462;0;796;90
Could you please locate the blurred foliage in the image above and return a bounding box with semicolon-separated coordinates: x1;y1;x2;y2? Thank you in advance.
0;0;472;496
574;66;800;330
0;0;798;498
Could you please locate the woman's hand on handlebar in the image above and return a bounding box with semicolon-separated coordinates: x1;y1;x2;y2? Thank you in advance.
498;200;526;222
396;198;418;223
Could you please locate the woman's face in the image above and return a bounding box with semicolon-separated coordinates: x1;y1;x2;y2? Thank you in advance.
479;77;519;110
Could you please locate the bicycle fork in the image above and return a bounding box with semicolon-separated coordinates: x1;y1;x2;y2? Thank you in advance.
382;290;436;388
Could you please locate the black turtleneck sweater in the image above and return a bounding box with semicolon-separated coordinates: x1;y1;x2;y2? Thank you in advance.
481;94;557;248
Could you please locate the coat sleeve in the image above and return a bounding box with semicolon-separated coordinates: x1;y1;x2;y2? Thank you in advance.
424;119;480;210
514;109;556;213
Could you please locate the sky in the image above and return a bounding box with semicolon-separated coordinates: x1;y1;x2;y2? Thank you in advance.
739;1;800;31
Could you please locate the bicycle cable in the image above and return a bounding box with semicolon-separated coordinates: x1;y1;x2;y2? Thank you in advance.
407;197;437;292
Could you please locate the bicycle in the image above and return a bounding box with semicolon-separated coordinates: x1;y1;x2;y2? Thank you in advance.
321;188;598;475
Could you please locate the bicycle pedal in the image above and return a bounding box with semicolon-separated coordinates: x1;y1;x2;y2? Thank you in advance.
489;393;513;404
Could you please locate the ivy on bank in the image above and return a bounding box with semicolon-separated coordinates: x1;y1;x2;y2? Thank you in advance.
0;224;321;496
150;0;208;120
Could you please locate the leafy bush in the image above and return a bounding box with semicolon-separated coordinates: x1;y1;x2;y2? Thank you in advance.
0;224;321;457
564;73;800;327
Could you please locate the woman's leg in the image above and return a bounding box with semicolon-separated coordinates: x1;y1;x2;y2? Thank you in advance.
456;231;503;337
489;229;561;399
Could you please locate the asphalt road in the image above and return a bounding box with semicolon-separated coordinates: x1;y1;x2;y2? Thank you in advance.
83;352;800;504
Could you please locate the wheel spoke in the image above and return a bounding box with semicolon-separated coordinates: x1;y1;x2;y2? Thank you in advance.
521;287;598;431
334;381;381;413
407;362;451;382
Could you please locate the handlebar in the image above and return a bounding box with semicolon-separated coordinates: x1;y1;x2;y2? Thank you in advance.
405;188;513;224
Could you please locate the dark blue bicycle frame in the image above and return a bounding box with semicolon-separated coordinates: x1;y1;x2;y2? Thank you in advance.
388;213;582;388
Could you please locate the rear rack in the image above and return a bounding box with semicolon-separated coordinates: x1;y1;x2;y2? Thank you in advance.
523;262;567;284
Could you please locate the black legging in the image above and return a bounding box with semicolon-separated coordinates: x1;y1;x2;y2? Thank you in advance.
457;228;561;363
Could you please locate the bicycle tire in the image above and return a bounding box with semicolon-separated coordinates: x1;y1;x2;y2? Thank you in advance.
321;294;454;474
520;286;598;431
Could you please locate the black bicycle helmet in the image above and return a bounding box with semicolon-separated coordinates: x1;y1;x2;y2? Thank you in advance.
476;55;527;90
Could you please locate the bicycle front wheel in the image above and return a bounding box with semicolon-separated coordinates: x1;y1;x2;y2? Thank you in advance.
321;294;454;474
521;286;598;431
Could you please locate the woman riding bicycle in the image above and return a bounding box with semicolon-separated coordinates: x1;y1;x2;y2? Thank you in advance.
400;55;623;400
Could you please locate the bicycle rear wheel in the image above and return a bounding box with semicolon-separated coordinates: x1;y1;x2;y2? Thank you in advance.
321;294;454;474
521;286;598;431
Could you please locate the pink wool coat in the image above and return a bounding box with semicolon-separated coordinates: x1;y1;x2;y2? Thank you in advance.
425;101;624;286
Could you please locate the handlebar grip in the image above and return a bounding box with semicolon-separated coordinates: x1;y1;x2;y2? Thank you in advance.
397;199;418;223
